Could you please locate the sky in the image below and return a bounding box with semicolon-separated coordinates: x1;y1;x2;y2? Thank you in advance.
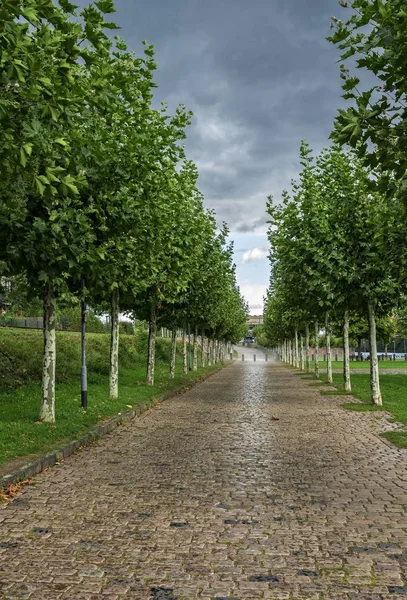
77;0;347;314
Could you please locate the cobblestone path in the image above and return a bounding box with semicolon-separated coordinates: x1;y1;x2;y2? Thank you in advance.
1;357;407;600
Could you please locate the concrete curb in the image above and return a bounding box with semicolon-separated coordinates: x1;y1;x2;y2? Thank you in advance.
0;363;228;492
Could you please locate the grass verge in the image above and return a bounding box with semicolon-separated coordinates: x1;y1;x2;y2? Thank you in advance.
326;373;407;448
0;359;223;468
317;360;407;370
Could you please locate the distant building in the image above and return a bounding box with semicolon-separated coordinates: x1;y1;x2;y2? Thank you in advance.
247;315;263;332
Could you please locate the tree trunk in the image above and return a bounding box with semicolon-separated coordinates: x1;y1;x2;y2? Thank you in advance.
305;325;310;373
314;321;319;378
294;330;299;368
325;312;332;384
193;327;198;371
182;327;187;374
146;303;157;386
40;283;56;423
201;334;205;367
343;309;351;392
109;288;120;398
368;302;382;405
170;326;177;378
300;334;304;371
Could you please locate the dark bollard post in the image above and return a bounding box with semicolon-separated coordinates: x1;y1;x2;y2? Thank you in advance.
312;353;315;362
405;353;407;361
242;354;244;361
230;352;233;361
323;354;326;362
393;353;396;361
335;353;338;362
265;354;268;362
254;354;256;362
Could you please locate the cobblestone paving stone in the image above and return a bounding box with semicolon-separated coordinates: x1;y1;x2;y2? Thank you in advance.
1;350;407;599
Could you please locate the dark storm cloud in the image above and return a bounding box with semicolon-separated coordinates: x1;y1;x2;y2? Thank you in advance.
76;0;347;232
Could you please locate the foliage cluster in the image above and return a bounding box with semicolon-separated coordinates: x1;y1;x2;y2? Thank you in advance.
0;0;247;422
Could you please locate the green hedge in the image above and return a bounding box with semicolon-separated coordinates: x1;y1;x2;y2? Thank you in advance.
0;328;177;390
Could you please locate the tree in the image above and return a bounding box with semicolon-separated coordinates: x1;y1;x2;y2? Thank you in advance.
328;0;407;204
0;1;117;422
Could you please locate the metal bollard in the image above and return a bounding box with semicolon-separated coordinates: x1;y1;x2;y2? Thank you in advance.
242;354;244;361
265;354;268;362
335;354;338;362
254;354;256;362
230;352;233;361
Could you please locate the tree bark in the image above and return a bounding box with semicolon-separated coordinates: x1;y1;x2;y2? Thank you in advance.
294;330;299;368
300;334;304;371
314;321;319;378
368;302;382;405
201;333;205;367
343;309;351;392
109;288;120;398
325;312;332;384
182;327;187;374
146;303;157;386
170;326;177;378
193;327;198;371
304;327;309;372
358;337;363;361
40;283;56;423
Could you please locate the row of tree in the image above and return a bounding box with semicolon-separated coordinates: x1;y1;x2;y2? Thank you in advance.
0;1;248;422
263;0;407;404
263;143;407;404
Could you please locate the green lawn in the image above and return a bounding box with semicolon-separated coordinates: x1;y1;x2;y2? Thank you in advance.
317;360;407;370
327;373;407;448
0;359;221;469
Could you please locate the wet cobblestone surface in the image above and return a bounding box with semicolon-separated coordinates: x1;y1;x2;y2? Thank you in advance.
1;354;407;599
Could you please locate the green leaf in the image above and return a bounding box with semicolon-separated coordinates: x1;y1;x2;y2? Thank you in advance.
35;177;46;196
94;0;116;14
19;148;27;167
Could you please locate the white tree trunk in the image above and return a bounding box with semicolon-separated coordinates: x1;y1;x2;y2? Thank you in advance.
40;284;56;423
201;334;205;367
294;330;299;368
109;288;120;398
146;303;157;386
314;321;319;378
368;302;382;405
182;327;187;374
343;309;351;392
325;311;332;384
193;327;198;370
170;326;177;378
305;325;310;373
300;334;304;371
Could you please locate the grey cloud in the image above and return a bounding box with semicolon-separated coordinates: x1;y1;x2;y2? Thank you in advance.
75;0;346;232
